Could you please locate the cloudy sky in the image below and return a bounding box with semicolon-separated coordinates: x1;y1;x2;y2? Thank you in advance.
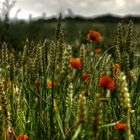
1;0;140;19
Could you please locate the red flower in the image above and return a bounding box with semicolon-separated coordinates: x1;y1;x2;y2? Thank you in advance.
47;81;57;89
114;123;127;130
70;58;82;69
82;73;91;84
87;30;103;42
18;134;28;140
99;75;115;91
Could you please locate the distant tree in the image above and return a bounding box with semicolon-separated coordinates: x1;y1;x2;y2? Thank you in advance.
42;12;46;19
67;8;74;18
0;0;16;22
14;9;21;21
29;14;32;22
0;0;18;45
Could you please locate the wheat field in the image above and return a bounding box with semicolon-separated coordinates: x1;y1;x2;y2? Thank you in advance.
0;17;140;140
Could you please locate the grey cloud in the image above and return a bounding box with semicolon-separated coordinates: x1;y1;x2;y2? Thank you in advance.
9;0;140;19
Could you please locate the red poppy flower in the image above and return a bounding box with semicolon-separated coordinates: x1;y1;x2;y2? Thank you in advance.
18;134;28;140
82;73;91;84
70;58;82;69
47;81;57;89
87;30;103;42
99;75;115;91
114;123;127;130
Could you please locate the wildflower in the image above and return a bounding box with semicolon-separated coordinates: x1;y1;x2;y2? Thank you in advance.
95;47;102;54
87;30;103;42
18;134;28;140
34;79;41;88
99;75;115;91
114;123;127;130
70;58;82;69
47;81;57;89
82;73;91;85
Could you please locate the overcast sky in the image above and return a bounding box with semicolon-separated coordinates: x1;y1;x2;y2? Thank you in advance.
1;0;140;19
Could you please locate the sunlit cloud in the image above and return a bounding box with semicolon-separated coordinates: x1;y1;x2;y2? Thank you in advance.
115;0;125;8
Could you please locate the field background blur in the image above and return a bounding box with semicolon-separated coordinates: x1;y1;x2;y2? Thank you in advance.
0;15;140;51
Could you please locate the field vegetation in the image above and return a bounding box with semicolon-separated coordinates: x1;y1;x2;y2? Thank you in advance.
0;14;140;140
